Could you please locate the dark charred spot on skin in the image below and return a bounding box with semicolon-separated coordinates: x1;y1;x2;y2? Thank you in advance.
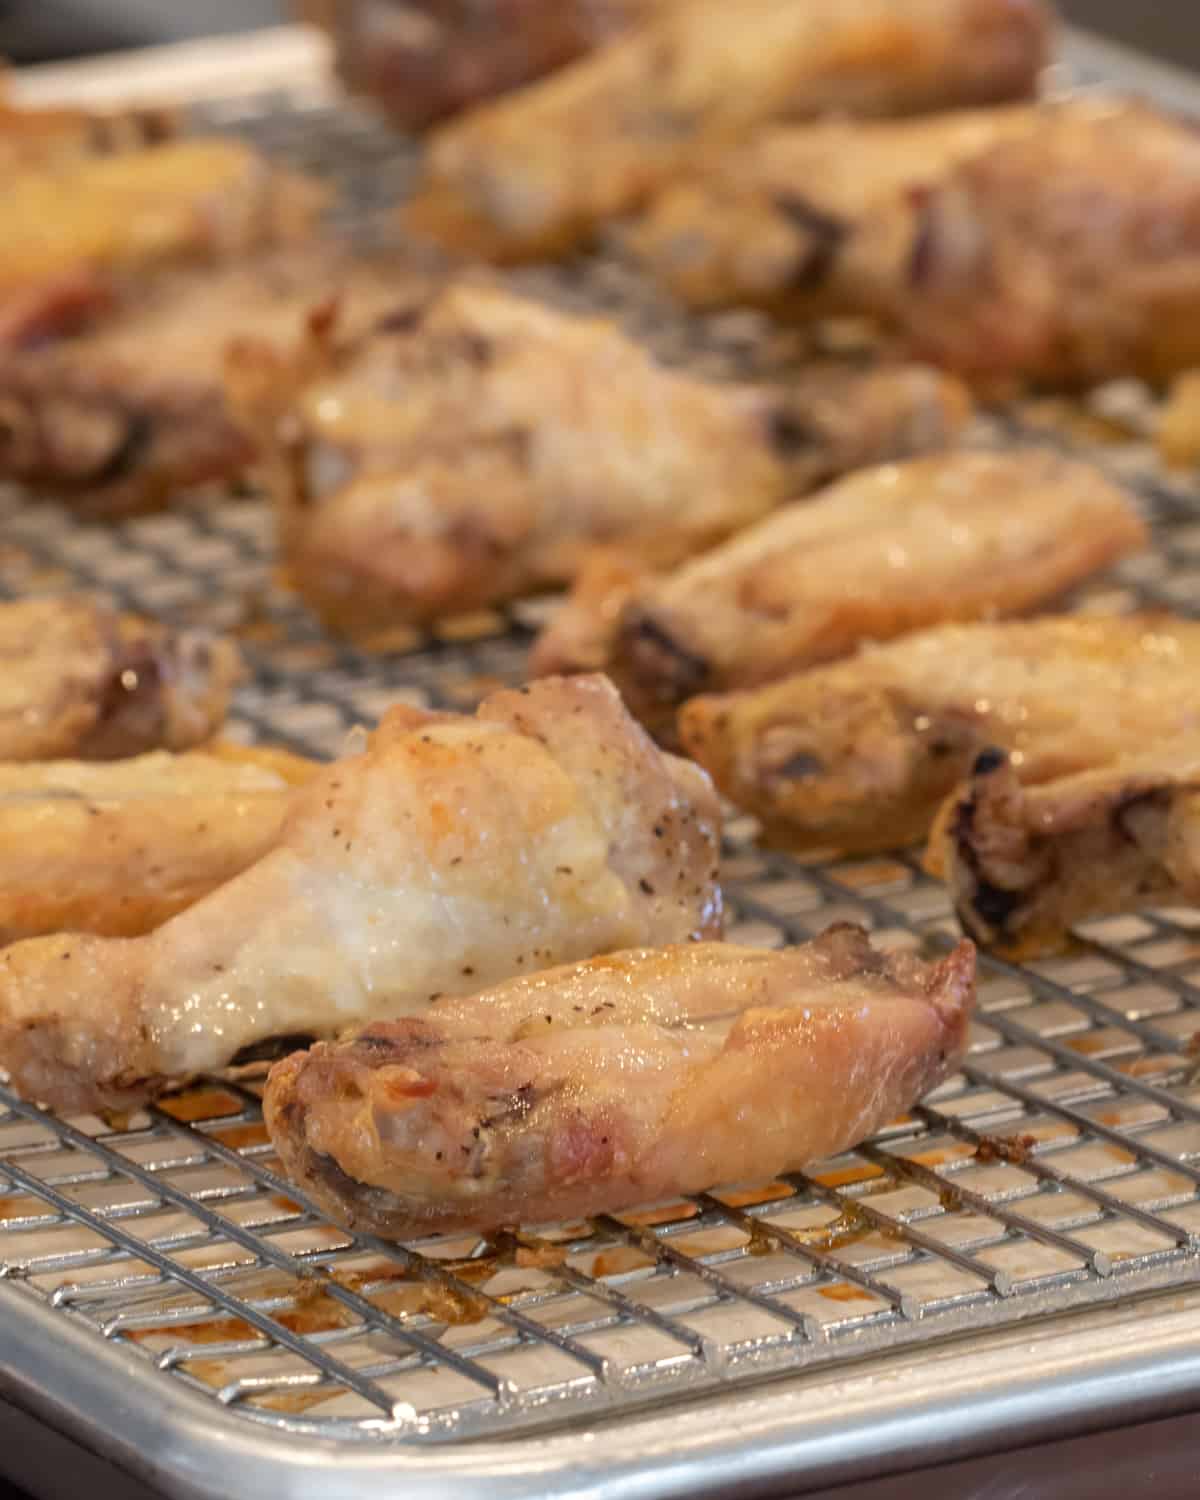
232;1033;318;1066
776;749;825;780
971;746;1009;778
479;1082;538;1132
951;783;1022;940
624;610;710;704
771;194;848;291
639;878;655;896
765;406;820;462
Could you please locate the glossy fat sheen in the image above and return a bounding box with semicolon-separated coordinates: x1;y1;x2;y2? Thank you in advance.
930;746;1200;958
0;675;722;1113
628;102;1047;314
681;615;1200;854
528;362;971;678
0;596;242;762
233;278;970;637
0;139;324;344
0;744;314;943
620;448;1146;734
404;0;1051;260
264;926;975;1238
0;248;427;517
896;102;1200;385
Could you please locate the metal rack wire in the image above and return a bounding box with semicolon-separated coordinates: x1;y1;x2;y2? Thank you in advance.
3;73;1200;1456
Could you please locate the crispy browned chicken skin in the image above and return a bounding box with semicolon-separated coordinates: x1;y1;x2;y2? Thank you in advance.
0;138;324;354
0;596;242;763
230;278;969;637
627;102;1047;316
893;101;1200;386
567;448;1144;738
929;746;1200;957
0;248;428;517
265;925;974;1238
0;744;314;944
0;675;721;1114
682;615;1200;855
404;0;1051;261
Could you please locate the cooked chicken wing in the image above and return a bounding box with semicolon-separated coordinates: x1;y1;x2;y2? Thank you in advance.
595;449;1145;738
403;0;1051;261
929;746;1200;957
0;248;428;516
0;139;323;353
229;278;969;637
681;616;1200;854
0;675;722;1113
265;925;974;1238
892;101;1200;386
0;744;314;944
329;0;661;131
0;597;242;763
627;103;1046;315
0;91;175;169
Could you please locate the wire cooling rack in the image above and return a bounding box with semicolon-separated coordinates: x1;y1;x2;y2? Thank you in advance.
4;45;1200;1472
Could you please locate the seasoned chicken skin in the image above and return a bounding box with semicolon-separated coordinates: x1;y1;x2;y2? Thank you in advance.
598;449;1145;736
682;616;1200;854
893;101;1200;386
0;597;242;763
229;279;969;636
0;249;428;517
628;103;1046;315
0;139;323;352
404;0;1051;261
0;744;314;944
0;675;722;1114
265;926;974;1238
929;746;1200;958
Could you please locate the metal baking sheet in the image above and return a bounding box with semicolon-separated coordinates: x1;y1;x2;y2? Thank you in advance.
4;25;1200;1500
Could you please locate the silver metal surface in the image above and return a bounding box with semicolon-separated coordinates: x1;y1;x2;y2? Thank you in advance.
4;26;1200;1499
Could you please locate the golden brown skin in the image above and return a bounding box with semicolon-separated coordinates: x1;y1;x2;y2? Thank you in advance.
929;746;1200;958
606;449;1146;738
0;248;428;517
894;102;1200;386
265;926;974;1238
0;597;243;763
230;279;969;637
628;104;1048;316
404;0;1052;261
681;615;1200;855
0;139;324;354
0;92;176;170
0;744;314;944
0;675;722;1114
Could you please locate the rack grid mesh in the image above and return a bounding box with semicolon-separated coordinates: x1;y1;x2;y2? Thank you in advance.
3;78;1200;1448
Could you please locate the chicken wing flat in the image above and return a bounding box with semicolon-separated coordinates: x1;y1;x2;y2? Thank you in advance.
929;746;1200;958
892;101;1200;386
403;0;1051;261
626;103;1046;315
328;0;660;131
597;449;1145;737
0;597;242;762
229;278;969;636
681;616;1200;854
0;675;721;1113
265;926;974;1238
0;138;324;353
0;248;428;517
0;744;314;944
